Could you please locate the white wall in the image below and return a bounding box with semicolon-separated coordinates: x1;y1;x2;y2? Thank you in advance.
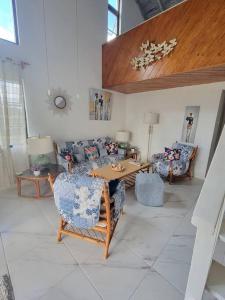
0;0;126;141
125;82;225;179
120;0;144;34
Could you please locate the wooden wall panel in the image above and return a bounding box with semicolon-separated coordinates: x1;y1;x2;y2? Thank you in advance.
102;0;225;93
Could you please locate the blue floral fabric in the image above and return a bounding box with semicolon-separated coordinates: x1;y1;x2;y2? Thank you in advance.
54;172;104;228
71;155;124;176
112;180;126;221
53;172;125;228
152;142;195;177
56;137;121;167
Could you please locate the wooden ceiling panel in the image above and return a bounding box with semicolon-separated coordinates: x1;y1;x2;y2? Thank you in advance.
102;0;225;93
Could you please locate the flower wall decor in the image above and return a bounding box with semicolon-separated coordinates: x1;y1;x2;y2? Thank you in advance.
131;38;177;70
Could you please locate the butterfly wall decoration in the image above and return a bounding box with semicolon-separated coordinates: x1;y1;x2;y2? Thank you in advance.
131;38;177;70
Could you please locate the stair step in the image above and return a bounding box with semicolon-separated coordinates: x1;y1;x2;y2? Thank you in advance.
206;261;225;300
219;220;225;243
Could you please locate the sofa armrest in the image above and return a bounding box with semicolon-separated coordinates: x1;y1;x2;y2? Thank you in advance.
118;148;126;158
56;154;71;172
151;153;164;162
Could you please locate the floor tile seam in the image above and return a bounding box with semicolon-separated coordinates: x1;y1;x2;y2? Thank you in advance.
151;267;186;296
37;268;78;300
151;205;196;269
113;237;152;268
127;269;152;300
33;200;57;232
62;239;104;300
0;233;10;276
1;232;75;265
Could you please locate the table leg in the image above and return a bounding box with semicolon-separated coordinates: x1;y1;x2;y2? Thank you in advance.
35;180;41;199
16;177;21;197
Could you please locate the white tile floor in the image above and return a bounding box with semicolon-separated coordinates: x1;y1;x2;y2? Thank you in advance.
0;179;221;299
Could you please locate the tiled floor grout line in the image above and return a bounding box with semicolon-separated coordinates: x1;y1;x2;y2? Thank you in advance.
151;205;195;270
62;240;104;300
37;268;78;300
127;270;150;299
11;194;103;298
38;194;104;299
0;232;16;298
0;180;203;299
126;204;196;299
0;232;10;276
34;199;57;234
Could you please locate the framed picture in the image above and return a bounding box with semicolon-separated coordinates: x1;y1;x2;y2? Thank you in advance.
89;88;112;121
181;106;200;144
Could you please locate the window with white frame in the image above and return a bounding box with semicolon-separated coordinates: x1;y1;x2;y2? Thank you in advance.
0;0;18;43
0;80;26;147
107;0;120;41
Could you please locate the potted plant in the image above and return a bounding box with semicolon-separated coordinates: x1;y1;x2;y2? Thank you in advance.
31;165;41;176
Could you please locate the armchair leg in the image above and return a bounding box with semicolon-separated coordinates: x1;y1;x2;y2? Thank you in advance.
57;218;63;242
104;231;110;259
169;171;173;185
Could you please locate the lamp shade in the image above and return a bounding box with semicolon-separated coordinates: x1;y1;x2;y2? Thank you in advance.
116;131;130;143
27;136;53;155
144;112;159;125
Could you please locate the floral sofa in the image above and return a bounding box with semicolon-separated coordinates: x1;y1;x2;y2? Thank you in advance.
151;142;198;184
56;136;125;175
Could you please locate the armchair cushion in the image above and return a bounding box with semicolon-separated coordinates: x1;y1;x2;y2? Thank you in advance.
172;142;195;161
53;172;125;228
84;146;99;161
54;173;104;228
154;159;189;177
152;142;196;177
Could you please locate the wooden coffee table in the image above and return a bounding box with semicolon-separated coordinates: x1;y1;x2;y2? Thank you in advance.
16;164;65;199
91;159;150;189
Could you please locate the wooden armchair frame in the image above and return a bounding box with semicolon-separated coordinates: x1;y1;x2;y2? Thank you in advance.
168;146;198;184
48;174;119;259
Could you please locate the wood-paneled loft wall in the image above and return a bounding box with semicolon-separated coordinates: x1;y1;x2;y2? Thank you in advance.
102;0;225;94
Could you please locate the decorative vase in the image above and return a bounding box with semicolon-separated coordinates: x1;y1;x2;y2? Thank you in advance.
33;170;40;177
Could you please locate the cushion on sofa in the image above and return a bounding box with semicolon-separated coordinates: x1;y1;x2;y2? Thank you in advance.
105;142;118;155
89;137;111;147
98;145;108;157
84;146;99;161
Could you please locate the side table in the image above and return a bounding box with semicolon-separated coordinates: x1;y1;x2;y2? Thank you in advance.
126;151;138;160
16;164;65;199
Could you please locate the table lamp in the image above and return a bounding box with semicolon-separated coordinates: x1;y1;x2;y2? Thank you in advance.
116;131;130;149
27;136;54;166
144;112;159;161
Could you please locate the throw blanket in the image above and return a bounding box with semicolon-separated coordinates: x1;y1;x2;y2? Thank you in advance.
54;172;104;228
54;173;125;229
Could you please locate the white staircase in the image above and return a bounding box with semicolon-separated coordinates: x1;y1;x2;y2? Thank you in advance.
219;220;225;243
207;261;225;300
185;126;225;300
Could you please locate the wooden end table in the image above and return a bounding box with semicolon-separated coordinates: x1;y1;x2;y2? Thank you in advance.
16;164;65;199
126;151;138;160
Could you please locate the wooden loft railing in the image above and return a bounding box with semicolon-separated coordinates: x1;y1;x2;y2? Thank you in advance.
102;0;225;94
185;125;225;300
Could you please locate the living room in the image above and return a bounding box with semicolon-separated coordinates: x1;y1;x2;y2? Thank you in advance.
0;0;225;299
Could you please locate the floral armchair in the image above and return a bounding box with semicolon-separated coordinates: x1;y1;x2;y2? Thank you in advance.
151;142;198;184
49;172;125;258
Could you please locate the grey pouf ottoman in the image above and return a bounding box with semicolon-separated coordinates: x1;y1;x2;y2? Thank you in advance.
135;173;164;206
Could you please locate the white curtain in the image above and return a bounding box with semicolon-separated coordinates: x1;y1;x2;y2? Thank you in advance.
0;58;28;190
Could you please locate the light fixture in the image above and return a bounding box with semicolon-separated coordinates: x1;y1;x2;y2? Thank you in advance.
27;136;54;166
116;130;130;149
144;112;159;161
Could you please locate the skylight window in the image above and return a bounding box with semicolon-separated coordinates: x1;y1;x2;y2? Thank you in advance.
107;0;120;41
0;0;18;43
